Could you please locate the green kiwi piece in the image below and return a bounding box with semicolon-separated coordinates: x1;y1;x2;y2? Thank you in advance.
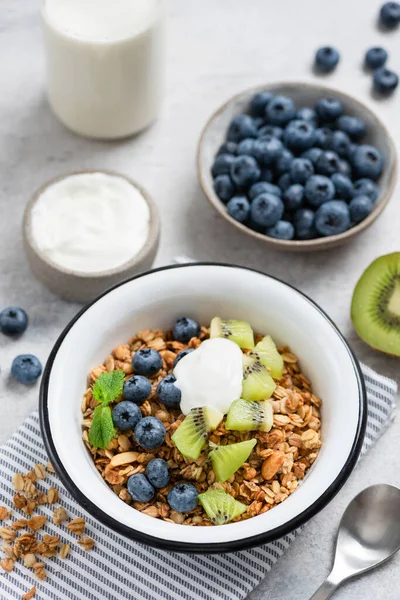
242;355;276;401
210;317;255;349
172;407;224;460
248;335;284;380
209;438;257;482
351;253;400;357
198;490;247;524
225;399;273;432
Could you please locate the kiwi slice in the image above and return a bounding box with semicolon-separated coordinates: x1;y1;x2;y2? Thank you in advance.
225;399;273;432
351;253;400;357
171;406;223;460
249;335;284;380
210;317;255;349
198;490;247;524
242;355;276;401
210;438;257;482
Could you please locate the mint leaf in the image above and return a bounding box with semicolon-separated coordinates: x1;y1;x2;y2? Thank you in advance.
89;405;115;449
92;370;125;406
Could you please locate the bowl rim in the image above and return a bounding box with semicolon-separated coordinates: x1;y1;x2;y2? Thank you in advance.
39;262;367;553
197;81;398;251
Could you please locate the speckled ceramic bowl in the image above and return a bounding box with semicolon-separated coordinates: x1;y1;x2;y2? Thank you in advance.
197;82;398;252
23;170;160;303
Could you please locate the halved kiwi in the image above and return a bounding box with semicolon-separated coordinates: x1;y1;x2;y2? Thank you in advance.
210;317;255;349
209;438;257;482
198;490;247;524
242;355;276;401
248;335;284;380
171;407;224;460
225;399;273;432
351;253;400;357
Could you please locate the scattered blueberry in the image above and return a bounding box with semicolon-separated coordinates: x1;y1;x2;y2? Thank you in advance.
249;91;273;117
284;120;316;151
213;174;235;203
265;95;296;126
112;401;142;431
304;175;335;207
237;138;256;156
217;142;237;156
290;158;314;184
227;114;258;142
146;458;170;489
296;107;318;125
258;125;283;139
330;130;351;158
230;155;261;187
252;136;283;165
315;47;340;72
379;2;400;27
349;195;374;223
275;149;294;174
211;154;235;178
353;178;379;203
173;348;194;367
123;375;152;405
266;220;295;240
294;209;316;240
227;196;250;223
314;127;333;149
331;173;354;200
365;47;388;70
352;145;384;180
11;354;42;385
249;182;282;200
132;348;162;377
250;193;284;227
284;184;304;211
302;147;323;166
173;317;200;343
167;483;199;513
315;201;351;236
134;416;166;449
278;173;292;192
0;307;28;336
336;116;366;142
337;159;352;178
157;375;181;408
316;150;341;176
373;67;399;95
127;474;155;502
315;98;343;122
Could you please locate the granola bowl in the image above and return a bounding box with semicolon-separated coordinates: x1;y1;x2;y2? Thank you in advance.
39;263;367;553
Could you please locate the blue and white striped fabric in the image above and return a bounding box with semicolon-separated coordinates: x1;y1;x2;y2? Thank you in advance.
0;364;396;600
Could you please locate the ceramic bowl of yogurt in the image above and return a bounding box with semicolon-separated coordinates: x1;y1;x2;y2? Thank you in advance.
23;170;160;303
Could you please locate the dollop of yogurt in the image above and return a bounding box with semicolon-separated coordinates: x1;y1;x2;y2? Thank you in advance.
173;338;243;415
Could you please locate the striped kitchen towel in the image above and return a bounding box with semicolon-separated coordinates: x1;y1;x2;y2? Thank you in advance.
0;365;397;600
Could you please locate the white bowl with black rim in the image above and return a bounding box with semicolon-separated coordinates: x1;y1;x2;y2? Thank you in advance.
39;263;367;553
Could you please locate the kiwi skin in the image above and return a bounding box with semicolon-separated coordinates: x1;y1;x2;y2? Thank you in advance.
351;252;400;358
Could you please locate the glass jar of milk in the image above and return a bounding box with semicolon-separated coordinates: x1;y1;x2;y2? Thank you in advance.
41;0;165;139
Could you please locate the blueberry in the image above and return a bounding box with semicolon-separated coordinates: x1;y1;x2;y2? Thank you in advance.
315;200;351;236
302;147;323;166
259;168;274;183
278;173;292;192
167;483;198;513
373;68;399;95
157;375;181;408
313;127;333;149
253;117;264;128
258;125;283;139
365;47;388;70
290;158;314;184
336;116;367;142
127;474;155;502
353;178;379;203
112;401;142;431
146;458;170;489
11;355;42;385
349;195;374;223
266;220;295;240
379;2;400;27
294;209;316;240
250;193;284;227
211;154;235;178
331;173;354;200
296;107;318;126
230;156;261;187
123;375;152;405
226;196;250;223
0;307;28;336
132;348;162;376
253;136;284;166
173;317;200;343
304;175;335;207
249;91;273;117
275;149;294;174
173;348;194;367
337;159;352;178
249;182;282;200
265;95;296;126
330;131;351;158
284;184;304;212
284;120;316;151
135;416;166;449
315;98;343;122
316;150;341;176
214;174;235;203
217;142;237;156
237;138;256;156
227;114;258;143
315;47;340;72
352;145;384;180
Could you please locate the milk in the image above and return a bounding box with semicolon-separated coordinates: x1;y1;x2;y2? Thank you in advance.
41;0;165;139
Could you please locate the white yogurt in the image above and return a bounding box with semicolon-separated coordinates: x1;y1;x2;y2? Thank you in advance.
30;172;150;274
173;338;243;415
41;0;165;139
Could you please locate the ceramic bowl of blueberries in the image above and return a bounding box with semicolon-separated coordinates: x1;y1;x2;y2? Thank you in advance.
39;263;366;552
197;82;397;251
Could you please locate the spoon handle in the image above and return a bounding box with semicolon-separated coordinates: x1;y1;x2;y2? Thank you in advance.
309;576;339;600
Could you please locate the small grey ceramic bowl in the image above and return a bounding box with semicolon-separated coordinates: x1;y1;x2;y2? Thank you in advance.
23;170;160;303
197;82;398;252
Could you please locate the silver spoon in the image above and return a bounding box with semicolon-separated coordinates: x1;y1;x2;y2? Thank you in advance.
310;484;400;599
